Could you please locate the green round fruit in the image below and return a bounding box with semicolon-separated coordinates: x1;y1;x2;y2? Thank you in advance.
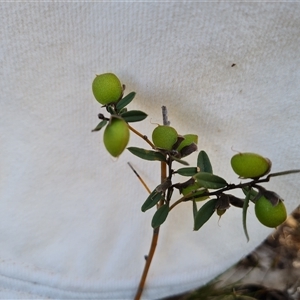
231;152;271;178
181;182;208;202
92;73;123;105
152;125;178;150
103;117;129;157
177;134;198;151
255;196;287;228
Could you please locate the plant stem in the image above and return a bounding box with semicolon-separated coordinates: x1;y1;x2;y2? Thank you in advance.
134;107;169;300
128;124;155;149
134;226;160;300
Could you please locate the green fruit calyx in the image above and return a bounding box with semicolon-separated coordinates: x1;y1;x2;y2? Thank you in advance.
103;117;129;157
231;152;271;179
92;73;123;105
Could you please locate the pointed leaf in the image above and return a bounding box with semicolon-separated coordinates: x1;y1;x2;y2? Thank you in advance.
141;190;164;212
116;92;136;110
194;198;218;230
242;189;251;242
151;204;169;228
194;172;227;189
197;150;213;173
91;119;108;132
121;110;147;122
242;186;259;202
170;156;189;166
176;167;199;176
106;105;116;115
192;200;197;219
127;147;166;162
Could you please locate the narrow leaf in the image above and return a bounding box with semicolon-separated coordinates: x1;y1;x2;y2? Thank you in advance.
194;198;218;231
151;204;169;228
91;119;108;132
127;147;166;162
121;110;147;123
116;92;136;110
197;151;213;173
242;189;251;242
170;156;189;166
242;186;258;202
141;190;164;212
176;167;199;176
192;200;197;219
194;172;227;189
106;105;116;115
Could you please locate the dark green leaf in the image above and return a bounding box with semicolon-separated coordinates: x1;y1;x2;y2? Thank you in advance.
141;190;164;212
127;147;166;162
243;189;251;242
106;105;116;115
197;150;213;173
121;110;147;123
118;107;127;114
151;204;169;228
116;92;136;110
194;198;218;231
242;186;258;202
170;156;189;166
192;200;197;219
176;167;199;176
194;172;227;189
91;119;108;132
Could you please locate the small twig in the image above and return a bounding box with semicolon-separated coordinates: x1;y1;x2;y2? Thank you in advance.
162;105;170;125
128;124;155;149
169;169;300;211
127;163;151;194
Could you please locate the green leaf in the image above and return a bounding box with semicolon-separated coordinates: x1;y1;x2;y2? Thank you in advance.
106;105;116;115
121;110;147;123
170;156;189;166
127;147;166;162
192;200;197;219
242;189;251;242
91;119;108;132
116;92;136;110
151;204;169;228
141;190;164;212
242;186;258;202
176;167;199;176
194;172;227;189
194;198;218;231
197;151;213;173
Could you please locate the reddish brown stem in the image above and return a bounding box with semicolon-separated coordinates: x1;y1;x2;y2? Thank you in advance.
134;161;167;300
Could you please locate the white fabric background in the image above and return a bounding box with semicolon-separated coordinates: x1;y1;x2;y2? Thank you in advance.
0;2;299;299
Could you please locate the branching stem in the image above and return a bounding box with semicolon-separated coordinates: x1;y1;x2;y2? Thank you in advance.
133;107;169;300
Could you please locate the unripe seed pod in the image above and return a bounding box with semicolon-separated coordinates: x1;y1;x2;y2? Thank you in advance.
177;134;198;151
255;196;287;228
103;117;129;157
231;152;271;179
152;125;178;150
92;73;123;105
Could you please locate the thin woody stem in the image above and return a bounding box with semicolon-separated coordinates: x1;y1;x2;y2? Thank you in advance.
133;107;169;300
128;124;155;149
169;169;300;211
